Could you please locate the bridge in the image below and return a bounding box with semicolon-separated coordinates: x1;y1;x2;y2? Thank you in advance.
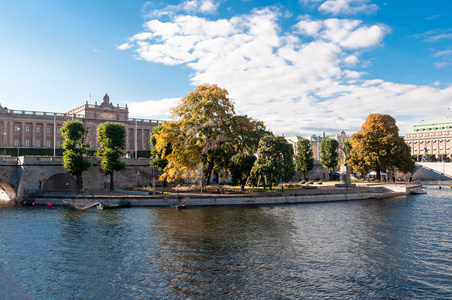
0;156;156;201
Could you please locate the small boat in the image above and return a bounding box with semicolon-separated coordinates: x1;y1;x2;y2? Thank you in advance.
410;189;427;195
97;201;131;210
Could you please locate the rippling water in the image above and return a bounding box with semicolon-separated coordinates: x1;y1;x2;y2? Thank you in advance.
1;183;451;299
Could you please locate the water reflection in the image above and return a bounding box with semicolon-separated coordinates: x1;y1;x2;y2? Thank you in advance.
0;185;451;299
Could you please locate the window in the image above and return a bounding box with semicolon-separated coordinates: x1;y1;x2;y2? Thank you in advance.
36;127;41;133
14;139;19;147
47;141;51;148
26;126;30;133
57;141;61;148
47;127;51;134
36;140;41;147
14;126;20;132
25;140;30;147
57;128;61;134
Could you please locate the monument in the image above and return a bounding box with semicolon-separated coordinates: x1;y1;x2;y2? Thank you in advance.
335;146;356;188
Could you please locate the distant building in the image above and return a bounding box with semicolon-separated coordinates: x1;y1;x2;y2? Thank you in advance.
404;119;452;160
285;131;350;181
0;94;160;154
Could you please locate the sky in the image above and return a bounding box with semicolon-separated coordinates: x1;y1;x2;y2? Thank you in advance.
0;0;451;137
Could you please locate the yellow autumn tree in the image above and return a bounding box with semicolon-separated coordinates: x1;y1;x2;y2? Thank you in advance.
348;113;414;180
155;84;267;185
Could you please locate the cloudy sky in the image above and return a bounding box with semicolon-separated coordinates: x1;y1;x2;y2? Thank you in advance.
1;0;451;137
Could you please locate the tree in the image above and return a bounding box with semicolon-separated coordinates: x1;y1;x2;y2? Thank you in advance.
230;153;257;191
61;120;91;190
248;135;295;189
320;138;339;180
96;122;126;191
150;125;169;171
295;138;314;180
155;84;267;185
348;113;415;180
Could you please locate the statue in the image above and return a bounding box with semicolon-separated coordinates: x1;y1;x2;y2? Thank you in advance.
102;93;110;105
341;146;347;166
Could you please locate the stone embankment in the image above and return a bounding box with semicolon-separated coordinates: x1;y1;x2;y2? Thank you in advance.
23;183;420;207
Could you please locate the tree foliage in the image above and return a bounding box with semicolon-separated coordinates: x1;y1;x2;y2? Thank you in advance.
96;122;126;191
155;84;268;185
230;153;257;191
320;138;339;179
248;135;295;189
348;113;415;180
150;125;169;171
295;138;314;180
61;120;91;190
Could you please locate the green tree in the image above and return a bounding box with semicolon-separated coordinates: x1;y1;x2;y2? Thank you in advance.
320;138;339;180
61;120;91;190
230;153;257;191
248;135;295;189
96;122;126;191
295;138;314;180
155;84;267;185
348;113;415;180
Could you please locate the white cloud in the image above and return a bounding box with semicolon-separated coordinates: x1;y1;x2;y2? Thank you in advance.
122;3;452;136
144;0;220;18
128;98;180;120
117;43;133;50
319;0;379;15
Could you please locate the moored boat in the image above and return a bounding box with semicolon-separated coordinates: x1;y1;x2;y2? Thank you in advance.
97;201;131;210
410;189;427;195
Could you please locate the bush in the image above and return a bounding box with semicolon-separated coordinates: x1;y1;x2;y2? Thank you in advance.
317;181;323;185
309;181;314;185
300;181;305;185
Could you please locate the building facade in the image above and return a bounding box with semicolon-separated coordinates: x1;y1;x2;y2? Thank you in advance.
0;94;160;155
404;119;452;160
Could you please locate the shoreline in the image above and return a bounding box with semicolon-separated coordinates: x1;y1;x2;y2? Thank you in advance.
19;183;421;207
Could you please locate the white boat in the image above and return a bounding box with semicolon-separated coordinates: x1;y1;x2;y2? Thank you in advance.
410;189;427;195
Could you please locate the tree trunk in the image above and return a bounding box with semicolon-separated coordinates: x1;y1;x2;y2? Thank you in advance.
376;167;381;181
203;160;215;185
110;172;114;191
76;174;83;191
303;172;307;181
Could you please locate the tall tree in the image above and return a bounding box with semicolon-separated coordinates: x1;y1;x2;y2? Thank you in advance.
61;120;91;190
96;122;126;191
248;135;295;189
155;84;267;185
320;138;339;180
295;138;314;180
348;113;415;180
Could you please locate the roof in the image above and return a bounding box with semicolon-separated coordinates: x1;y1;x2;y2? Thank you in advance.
406;118;452;134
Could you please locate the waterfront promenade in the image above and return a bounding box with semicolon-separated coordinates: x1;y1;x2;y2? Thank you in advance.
22;182;420;207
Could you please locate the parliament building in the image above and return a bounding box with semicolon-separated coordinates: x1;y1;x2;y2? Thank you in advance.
0;94;160;155
404;118;452;160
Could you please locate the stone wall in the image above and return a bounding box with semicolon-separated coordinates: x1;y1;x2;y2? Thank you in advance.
1;156;157;199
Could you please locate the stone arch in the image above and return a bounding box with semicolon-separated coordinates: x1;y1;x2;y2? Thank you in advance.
0;181;16;201
42;173;77;191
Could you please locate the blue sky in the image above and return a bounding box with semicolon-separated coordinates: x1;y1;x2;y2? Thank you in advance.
0;0;451;136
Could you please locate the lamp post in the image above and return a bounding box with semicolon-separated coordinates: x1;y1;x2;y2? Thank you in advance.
17;126;20;157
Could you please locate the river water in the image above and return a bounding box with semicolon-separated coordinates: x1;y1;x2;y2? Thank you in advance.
0;183;451;299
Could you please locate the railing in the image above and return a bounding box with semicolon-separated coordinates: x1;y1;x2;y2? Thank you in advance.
3;109;84;119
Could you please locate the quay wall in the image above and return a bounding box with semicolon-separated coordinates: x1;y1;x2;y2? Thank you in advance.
30;188;410;207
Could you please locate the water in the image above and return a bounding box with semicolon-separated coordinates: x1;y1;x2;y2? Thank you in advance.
1;183;451;299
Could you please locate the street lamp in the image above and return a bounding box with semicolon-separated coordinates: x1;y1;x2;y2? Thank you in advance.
16;126;20;157
3;132;6;156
